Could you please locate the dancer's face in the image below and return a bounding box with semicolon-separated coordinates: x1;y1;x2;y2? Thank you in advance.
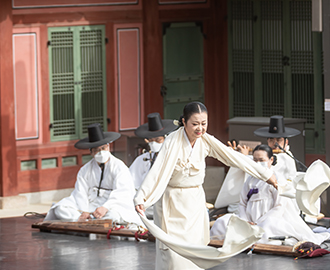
183;112;208;145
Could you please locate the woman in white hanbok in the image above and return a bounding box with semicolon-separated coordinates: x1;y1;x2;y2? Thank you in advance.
210;144;330;246
134;102;279;270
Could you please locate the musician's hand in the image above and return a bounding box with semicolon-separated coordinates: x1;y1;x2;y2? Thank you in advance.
227;140;237;149
266;174;278;189
78;212;91;222
93;206;108;219
237;145;249;155
135;204;145;216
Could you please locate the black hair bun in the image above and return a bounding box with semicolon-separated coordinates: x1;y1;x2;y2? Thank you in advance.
178;115;184;127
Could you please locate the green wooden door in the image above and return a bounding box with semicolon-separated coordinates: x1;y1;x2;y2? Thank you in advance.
162;22;204;119
48;25;107;141
228;0;324;154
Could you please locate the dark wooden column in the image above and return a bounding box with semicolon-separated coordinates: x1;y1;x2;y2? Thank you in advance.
0;0;18;197
323;2;330;161
322;0;330;215
204;0;229;143
142;0;163;120
204;0;228;166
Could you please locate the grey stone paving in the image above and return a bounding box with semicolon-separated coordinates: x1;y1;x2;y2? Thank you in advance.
1;216;330;270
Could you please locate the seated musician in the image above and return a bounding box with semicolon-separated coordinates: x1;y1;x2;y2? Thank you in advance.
215;115;303;215
129;112;177;218
234;115;300;180
210;144;330;246
44;123;142;227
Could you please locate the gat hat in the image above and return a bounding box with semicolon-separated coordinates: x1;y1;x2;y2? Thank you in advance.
134;112;177;139
294;160;330;216
74;123;121;149
254;115;301;138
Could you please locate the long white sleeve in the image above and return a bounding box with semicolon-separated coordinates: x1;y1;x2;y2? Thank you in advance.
72;170;90;212
204;133;273;181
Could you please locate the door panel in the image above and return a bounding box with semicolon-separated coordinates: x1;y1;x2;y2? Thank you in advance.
163;22;204;119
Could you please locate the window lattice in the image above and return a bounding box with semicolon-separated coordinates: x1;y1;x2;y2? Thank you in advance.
80;29;105;134
49;26;106;141
290;0;314;123
229;0;324;153
261;0;284;116
232;0;255;117
50;31;75;136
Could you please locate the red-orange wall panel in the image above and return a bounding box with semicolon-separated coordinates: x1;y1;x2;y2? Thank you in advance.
13;27;43;146
115;24;144;130
13;34;38;140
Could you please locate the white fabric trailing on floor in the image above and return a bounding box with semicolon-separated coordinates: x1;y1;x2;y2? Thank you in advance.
139;213;264;269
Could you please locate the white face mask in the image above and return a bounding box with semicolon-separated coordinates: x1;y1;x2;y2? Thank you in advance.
257;161;269;168
94;150;111;163
148;141;163;153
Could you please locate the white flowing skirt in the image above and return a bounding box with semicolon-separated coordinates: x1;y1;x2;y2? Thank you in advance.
154;185;208;270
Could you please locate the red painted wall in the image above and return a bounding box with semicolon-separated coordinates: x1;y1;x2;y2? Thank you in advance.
115;24;144;130
1;0;230;196
0;0;18;197
13;28;44;145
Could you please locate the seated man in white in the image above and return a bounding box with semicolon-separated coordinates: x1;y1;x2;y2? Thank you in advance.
44;123;142;227
129;112;177;218
215;116;302;215
210;144;330;246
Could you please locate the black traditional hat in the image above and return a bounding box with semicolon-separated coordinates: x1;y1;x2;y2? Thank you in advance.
74;123;121;149
134;112;177;139
254;115;300;138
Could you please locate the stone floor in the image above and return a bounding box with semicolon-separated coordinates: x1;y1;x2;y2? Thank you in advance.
0;203;52;219
1;215;330;270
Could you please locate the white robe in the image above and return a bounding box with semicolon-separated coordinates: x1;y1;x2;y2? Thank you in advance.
45;154;142;225
129;152;154;190
129;151;156;217
214;150;298;212
210;173;330;246
134;127;274;270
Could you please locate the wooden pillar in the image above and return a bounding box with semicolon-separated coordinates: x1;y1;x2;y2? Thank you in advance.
203;0;228;142
204;0;228;167
142;0;163;121
0;0;18;197
322;0;330;215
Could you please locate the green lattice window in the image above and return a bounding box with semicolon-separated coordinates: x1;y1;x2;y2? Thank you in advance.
228;0;324;154
48;25;107;141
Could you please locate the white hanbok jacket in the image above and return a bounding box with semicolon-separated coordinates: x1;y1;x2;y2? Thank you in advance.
214;150;297;210
45;154;141;224
211;172;330;246
129;151;157;218
129;152;155;190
